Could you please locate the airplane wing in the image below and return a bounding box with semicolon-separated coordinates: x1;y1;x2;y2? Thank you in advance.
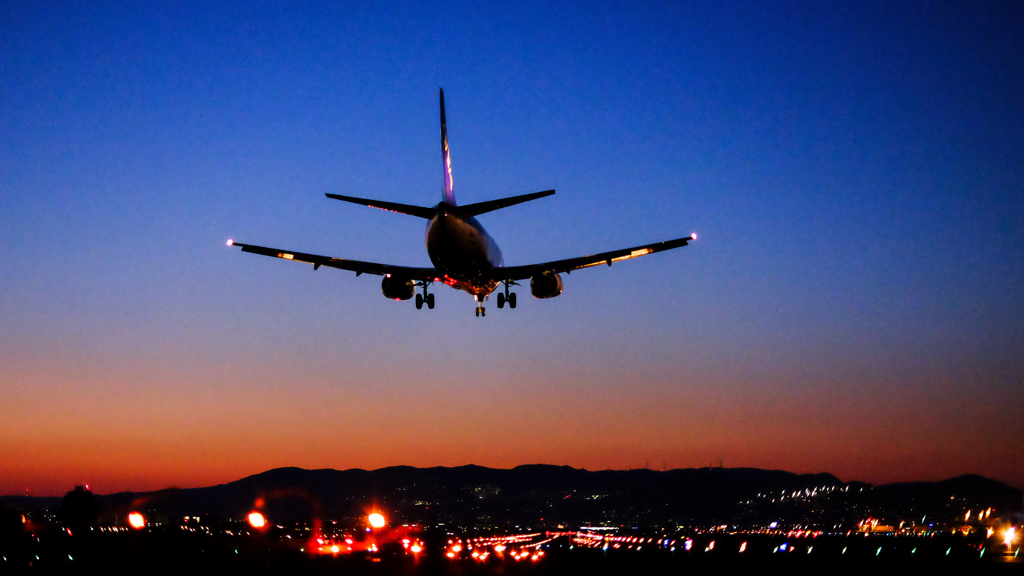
227;240;440;281
491;234;695;282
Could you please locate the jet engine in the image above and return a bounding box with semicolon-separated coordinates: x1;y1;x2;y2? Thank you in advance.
381;276;415;300
530;270;563;299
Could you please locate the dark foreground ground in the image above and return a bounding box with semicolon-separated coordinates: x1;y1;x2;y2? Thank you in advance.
3;531;1021;575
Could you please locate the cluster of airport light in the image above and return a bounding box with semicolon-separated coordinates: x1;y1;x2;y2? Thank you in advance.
573;532;707;553
89;506;1018;563
445;533;549;563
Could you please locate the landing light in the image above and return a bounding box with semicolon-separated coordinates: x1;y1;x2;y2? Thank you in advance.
227;239;234;246
691;232;698;240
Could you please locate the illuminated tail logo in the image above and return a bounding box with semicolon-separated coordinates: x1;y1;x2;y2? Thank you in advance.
440;88;456;206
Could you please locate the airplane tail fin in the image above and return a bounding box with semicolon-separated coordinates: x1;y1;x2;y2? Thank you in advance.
440;88;456;206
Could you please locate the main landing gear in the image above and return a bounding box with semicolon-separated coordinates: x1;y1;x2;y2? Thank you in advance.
496;280;518;309
414;280;434;310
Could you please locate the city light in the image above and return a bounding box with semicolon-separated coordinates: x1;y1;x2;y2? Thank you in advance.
127;512;145;529
247;511;266;529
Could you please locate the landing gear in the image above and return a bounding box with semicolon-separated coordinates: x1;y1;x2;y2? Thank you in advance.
497;280;518;309
475;295;486;317
415;281;434;310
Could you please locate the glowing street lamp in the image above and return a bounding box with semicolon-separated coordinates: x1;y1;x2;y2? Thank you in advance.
1005;526;1017;549
368;512;386;529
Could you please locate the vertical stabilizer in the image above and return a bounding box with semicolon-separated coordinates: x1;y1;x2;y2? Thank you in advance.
440;88;456;206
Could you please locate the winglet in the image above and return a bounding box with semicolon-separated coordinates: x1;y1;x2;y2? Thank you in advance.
440;88;456;206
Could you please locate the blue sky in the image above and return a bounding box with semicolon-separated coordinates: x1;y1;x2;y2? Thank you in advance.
1;1;1022;494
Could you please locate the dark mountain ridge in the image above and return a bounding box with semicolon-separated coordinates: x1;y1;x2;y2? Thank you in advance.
4;465;1020;529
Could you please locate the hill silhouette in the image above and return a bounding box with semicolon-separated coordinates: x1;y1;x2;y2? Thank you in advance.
3;466;1020;528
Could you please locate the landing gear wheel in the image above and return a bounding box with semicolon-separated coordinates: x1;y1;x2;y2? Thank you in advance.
497;293;505;308
481;307;485;317
415;294;423;309
508;292;517;309
426;293;434;309
475;307;480;317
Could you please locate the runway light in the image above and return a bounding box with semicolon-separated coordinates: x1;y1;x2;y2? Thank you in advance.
127;512;145;529
247;511;266;529
368;513;386;529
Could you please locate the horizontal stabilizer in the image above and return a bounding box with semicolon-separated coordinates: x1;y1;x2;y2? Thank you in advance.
457;189;555;217
325;193;436;219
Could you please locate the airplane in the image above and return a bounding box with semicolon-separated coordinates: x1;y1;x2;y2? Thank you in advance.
228;89;696;317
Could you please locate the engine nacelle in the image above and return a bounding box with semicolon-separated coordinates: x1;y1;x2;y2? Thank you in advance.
530;270;563;299
381;276;415;300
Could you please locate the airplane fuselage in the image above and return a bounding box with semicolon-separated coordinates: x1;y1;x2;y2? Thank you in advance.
425;203;502;297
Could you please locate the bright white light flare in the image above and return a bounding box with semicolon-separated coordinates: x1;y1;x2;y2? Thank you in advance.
127;512;145;529
247;511;266;529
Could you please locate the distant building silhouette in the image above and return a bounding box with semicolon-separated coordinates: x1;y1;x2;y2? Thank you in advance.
58;485;98;532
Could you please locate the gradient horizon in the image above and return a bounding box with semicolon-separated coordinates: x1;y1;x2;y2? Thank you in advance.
2;1;1022;497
